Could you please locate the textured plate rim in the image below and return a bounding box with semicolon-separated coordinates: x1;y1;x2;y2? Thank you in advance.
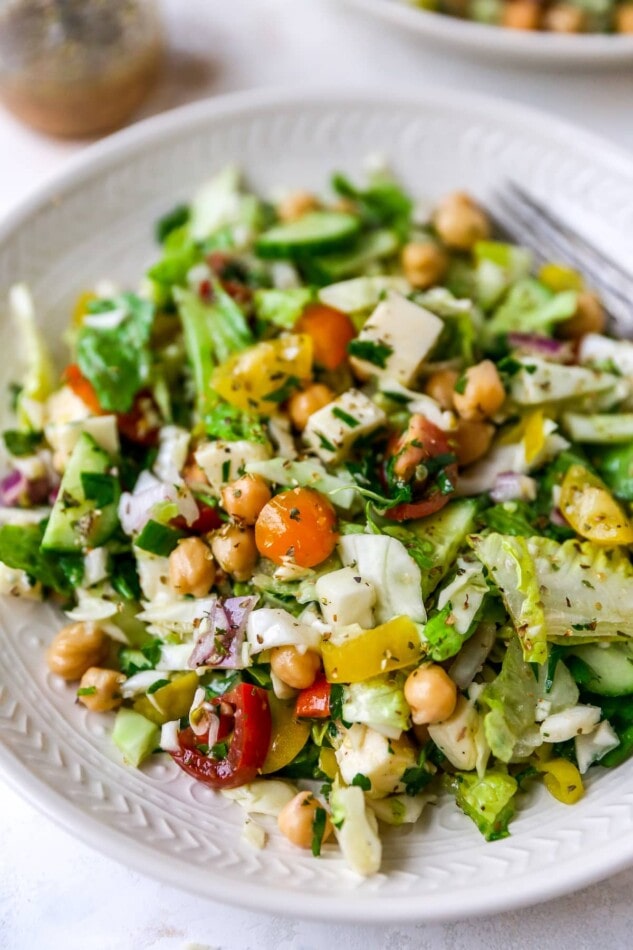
342;0;633;64
1;86;633;922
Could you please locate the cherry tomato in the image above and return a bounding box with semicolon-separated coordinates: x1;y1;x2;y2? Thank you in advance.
117;392;161;447
170;683;271;790
63;363;103;415
255;487;338;568
385;415;457;522
295;302;356;370
295;675;331;719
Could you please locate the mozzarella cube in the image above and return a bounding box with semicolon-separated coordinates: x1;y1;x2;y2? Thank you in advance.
335;724;416;799
246;607;322;654
303;389;386;464
194;439;271;494
349;292;443;386
428;696;481;771
315;567;376;629
45;414;120;472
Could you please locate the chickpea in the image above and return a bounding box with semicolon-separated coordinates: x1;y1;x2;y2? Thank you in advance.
543;3;586;31
557;290;606;340
404;664;458;726
210;523;258;581
169;537;216;597
502;0;540;29
77;667;125;713
401;241;448;290
288;383;335;431
47;622;108;681
433;192;490;251
278;191;319;223
277;791;333;850
221;474;272;526
453;360;505;422
270;645;321;690
616;2;633;31
453;419;495;467
424;369;459;411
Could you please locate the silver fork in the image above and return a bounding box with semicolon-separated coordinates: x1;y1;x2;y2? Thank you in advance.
493;183;633;338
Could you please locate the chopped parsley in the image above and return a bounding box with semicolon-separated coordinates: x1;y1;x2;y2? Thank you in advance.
146;678;171;695
76;686;97;697
331;407;360;429
351;773;372;792
348;339;393;368
311;804;328;857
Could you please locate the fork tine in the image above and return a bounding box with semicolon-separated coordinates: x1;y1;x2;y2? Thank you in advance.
495;189;633;336
510;183;633;289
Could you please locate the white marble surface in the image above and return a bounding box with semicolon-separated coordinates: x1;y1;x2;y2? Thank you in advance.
1;1;633;947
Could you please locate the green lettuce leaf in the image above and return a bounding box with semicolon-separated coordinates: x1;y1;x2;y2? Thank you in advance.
443;768;518;841
480;636;537;761
0;522;81;596
485;277;577;338
76;294;154;413
342;673;411;740
472;533;633;653
254;288;314;329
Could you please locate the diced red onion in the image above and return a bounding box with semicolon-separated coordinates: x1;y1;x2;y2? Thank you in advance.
550;507;568;527
507;333;573;364
490;472;537;503
189;595;258;670
118;478;199;535
1;470;28;506
0;469;51;507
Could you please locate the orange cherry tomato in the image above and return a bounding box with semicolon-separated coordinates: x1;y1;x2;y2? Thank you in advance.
295;303;356;371
63;363;103;415
255;487;338;568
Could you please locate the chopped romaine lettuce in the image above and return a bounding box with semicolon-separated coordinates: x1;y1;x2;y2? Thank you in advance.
444;769;518;841
480;636;538;761
341;674;411;740
472;533;633;650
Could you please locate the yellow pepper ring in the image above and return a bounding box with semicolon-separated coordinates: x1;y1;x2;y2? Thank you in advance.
537;758;584;805
322;616;423;684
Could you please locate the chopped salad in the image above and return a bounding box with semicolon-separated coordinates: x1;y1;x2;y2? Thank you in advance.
406;0;633;34
3;166;633;876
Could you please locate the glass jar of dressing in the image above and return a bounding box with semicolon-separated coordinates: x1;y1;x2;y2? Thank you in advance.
0;0;163;138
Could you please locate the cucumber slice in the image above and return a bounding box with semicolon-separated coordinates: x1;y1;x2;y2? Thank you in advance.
408;499;479;598
307;229;400;284
42;432;119;553
568;643;633;697
256;212;360;259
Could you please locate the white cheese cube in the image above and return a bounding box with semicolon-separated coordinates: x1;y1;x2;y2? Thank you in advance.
194;439;271;494
338;533;426;624
246;607;322;654
428;696;481;771
315;567;376;629
303;389;386;464
45;414;120;471
335;723;416;799
349;291;443;386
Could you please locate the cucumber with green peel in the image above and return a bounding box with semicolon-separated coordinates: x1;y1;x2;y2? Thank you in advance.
112;707;160;766
568;643;633;697
595;441;633;500
255;212;361;259
409;498;479;598
41;431;120;553
306;229;400;284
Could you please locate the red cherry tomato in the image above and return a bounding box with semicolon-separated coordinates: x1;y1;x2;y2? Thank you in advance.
63;363;103;415
117;392;161;446
171;683;272;790
295;675;331;719
385;415;457;523
171;501;222;535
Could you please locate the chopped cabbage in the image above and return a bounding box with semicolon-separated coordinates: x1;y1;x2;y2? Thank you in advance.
330;784;382;877
338;534;425;624
341;674;411;740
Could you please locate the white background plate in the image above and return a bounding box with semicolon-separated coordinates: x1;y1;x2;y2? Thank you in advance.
343;0;633;66
1;89;633;924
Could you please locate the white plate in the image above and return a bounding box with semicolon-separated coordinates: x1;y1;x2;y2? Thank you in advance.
1;89;633;923
344;0;633;66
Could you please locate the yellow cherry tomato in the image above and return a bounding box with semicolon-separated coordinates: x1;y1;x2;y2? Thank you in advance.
560;464;633;547
538;262;584;293
322;616;423;684
260;693;311;774
133;671;199;726
538;758;584;805
211;334;313;414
